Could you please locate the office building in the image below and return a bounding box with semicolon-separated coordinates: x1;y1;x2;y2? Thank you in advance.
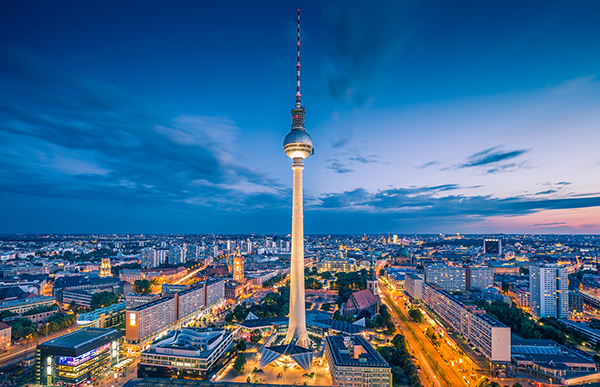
530;264;568;319
405;273;423;300
125;293;160;309
35;327;122;386
138;327;235;380
483;239;502;255
424;265;466;292
77;302;126;328
126;297;177;345
324;335;391;387
422;283;511;362
162;284;188;296
119;269;144;283
466;266;493;290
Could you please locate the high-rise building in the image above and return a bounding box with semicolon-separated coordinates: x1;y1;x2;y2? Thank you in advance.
168;244;187;265
483;239;502;255
424;265;466;292
530;264;568;319
466;266;493;290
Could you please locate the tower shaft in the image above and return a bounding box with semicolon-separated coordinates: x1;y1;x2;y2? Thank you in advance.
285;158;309;347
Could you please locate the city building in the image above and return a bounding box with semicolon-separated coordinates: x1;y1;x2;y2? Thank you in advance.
508;288;530;309
232;251;244;282
318;252;357;274
140;247;167;269
126;297;177;345
138;327;235;380
176;285;205;321
77;302;126;328
530;264;568;319
62;289;96;308
324;335;391;387
99;258;112;277
569;290;584;315
0;322;11;351
0;295;55;314
422;283;511;362
342;289;380;318
126;293;160;309
169;244;187;265
511;337;597;382
35;327;122;386
483;239;502;255
405;273;423;300
119;269;144;283
466;266;493;290
204;278;225;307
162;284;188;296
424;265;466;292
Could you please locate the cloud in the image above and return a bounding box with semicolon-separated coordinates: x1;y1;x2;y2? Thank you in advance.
416;161;439;169
314;185;600;223
459;147;530;168
349;155;379;164
331;127;354;149
0;49;287;212
327;160;354;174
534;190;557;195
532;222;567;227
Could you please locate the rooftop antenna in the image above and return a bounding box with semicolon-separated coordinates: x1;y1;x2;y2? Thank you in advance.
296;9;301;106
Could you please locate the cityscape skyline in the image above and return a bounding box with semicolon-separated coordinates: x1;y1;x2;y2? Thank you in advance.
1;1;600;234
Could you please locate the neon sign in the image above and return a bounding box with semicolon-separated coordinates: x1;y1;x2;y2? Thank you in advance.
58;343;111;366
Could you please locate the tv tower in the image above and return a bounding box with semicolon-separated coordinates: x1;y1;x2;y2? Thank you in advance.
283;9;313;348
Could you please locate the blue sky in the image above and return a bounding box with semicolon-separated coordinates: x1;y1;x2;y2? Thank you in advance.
1;0;600;234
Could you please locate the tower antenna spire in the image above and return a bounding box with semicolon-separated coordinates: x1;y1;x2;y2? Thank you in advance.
296;9;301;106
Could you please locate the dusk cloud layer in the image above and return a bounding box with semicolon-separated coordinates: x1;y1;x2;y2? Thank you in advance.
1;1;600;234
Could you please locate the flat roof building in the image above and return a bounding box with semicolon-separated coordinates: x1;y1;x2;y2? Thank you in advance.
126;297;176;345
138;327;235;380
324;335;391;387
35;327;122;386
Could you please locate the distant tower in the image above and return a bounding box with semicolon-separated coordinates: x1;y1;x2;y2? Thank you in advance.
100;258;111;277
283;9;313;348
367;253;378;296
233;249;244;282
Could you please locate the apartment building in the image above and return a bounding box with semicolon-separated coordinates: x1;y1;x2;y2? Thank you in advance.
422;283;511;362
424;265;466;292
466;266;493;290
126;297;177;344
530;264;568;319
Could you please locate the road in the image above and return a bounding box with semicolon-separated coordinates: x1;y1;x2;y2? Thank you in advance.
174;266;205;284
0;325;76;368
379;285;469;387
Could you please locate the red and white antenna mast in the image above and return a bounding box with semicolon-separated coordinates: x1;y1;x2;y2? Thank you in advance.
296;9;301;106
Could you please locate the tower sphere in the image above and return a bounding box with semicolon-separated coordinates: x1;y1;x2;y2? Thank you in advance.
283;129;313;159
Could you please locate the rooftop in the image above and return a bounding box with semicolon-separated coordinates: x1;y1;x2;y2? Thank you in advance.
326;335;390;368
40;327;120;351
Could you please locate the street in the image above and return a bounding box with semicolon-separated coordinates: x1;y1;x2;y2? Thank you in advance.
380;285;469;387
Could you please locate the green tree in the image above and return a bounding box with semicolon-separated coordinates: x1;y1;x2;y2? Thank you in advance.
512;383;523;387
408;308;422;323
133;279;152;294
237;340;247;351
90;291;119;310
233;354;246;373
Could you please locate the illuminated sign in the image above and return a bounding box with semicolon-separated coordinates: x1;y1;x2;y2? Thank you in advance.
58;343;111;366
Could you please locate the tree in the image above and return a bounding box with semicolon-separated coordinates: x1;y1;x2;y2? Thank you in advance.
408;309;422;324
90;291;118;310
236;340;247;351
133;279;152;294
233;354;246;373
512;383;523;387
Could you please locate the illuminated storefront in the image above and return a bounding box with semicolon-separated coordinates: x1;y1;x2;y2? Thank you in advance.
35;327;123;386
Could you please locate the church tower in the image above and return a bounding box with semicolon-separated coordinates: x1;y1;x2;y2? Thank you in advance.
233;249;244;282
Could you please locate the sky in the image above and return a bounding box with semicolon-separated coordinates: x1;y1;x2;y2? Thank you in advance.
1;0;600;235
